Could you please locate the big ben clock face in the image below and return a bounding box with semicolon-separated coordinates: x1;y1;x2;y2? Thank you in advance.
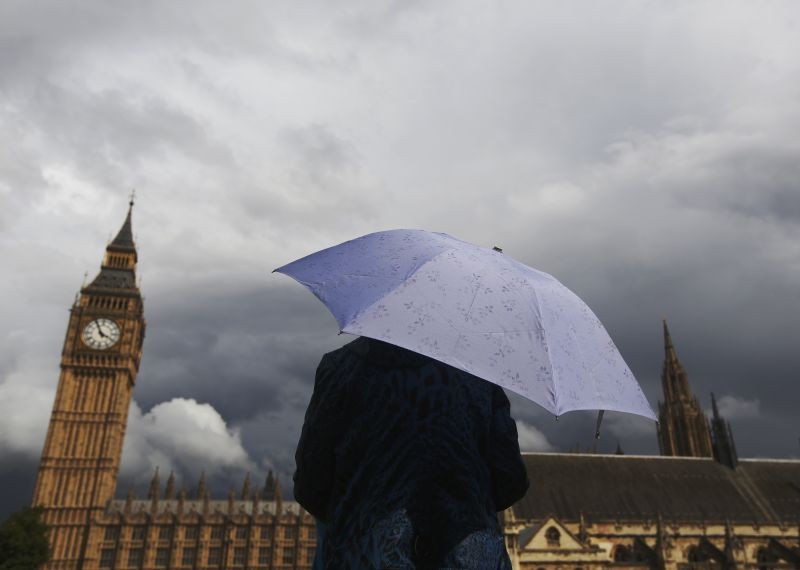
82;318;121;350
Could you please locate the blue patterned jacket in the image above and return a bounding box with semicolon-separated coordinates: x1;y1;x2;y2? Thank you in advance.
294;337;529;568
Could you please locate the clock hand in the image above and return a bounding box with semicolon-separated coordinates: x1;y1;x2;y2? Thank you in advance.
96;324;106;338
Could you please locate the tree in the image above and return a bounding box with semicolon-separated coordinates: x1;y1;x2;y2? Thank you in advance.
0;506;50;570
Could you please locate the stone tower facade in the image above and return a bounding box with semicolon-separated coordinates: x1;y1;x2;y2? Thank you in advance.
656;320;713;458
32;201;146;569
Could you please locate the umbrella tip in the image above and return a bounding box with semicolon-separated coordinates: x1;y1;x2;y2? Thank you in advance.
492;246;503;253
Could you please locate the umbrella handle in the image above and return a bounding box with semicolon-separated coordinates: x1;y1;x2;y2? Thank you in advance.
594;410;605;439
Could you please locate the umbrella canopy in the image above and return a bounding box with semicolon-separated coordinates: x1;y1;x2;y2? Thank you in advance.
275;229;656;421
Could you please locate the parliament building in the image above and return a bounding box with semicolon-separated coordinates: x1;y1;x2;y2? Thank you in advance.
501;323;800;570
32;206;799;569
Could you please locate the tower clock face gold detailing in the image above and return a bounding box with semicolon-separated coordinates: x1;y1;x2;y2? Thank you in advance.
82;318;121;350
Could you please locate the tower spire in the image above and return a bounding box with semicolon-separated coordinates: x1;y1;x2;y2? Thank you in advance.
109;197;135;250
656;319;713;458
264;470;276;500
165;471;175;500
241;472;251;500
148;467;160;501
196;471;207;500
84;201;139;292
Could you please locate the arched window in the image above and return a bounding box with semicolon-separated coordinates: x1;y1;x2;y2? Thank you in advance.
614;545;631;562
546;527;561;547
687;546;710;563
756;547;776;570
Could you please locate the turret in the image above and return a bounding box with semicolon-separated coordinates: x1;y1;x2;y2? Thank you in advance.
656;319;713;457
710;392;739;469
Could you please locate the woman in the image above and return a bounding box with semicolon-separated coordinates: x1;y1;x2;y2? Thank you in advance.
294;337;529;569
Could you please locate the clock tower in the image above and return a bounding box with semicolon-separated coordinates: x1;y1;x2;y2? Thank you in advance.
33;200;145;569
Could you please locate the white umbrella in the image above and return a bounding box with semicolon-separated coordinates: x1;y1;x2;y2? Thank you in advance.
275;229;656;422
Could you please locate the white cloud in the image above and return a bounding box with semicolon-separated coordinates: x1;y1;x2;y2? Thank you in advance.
516;420;554;452
0;372;54;459
707;395;761;421
120;398;257;488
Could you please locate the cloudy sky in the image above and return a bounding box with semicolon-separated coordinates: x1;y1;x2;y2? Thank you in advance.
1;0;799;519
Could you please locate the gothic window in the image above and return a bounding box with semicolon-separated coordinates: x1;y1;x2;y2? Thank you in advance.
687;546;711;563
233;547;247;566
307;547;317;563
260;526;272;540
131;526;146;541
307;526;317;539
127;548;143;569
155;548;170;568
182;547;196;567
99;548;116;569
258;547;271;566
283;547;295;564
185;526;199;540
158;526;173;540
614;545;631;562
756;547;777;570
211;526;224;540
633;540;651;563
208;546;222;566
104;526;120;541
546;526;561;547
236;526;248;539
284;526;295;540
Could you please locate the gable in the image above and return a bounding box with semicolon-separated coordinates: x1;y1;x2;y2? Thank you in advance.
523;517;584;550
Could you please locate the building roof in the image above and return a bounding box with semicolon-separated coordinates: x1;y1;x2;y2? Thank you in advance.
108;202;135;252
514;453;800;524
83;204;139;295
86;268;136;290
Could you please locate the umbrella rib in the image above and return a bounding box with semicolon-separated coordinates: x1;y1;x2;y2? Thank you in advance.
344;245;457;327
527;284;560;415
463;283;481;326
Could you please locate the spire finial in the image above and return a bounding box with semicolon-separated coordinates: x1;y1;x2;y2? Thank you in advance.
129;188;136;208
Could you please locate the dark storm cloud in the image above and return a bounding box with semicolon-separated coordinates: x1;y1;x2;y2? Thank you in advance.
134;280;349;422
0;455;38;522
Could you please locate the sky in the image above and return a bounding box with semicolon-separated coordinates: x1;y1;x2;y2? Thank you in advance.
1;0;799;520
